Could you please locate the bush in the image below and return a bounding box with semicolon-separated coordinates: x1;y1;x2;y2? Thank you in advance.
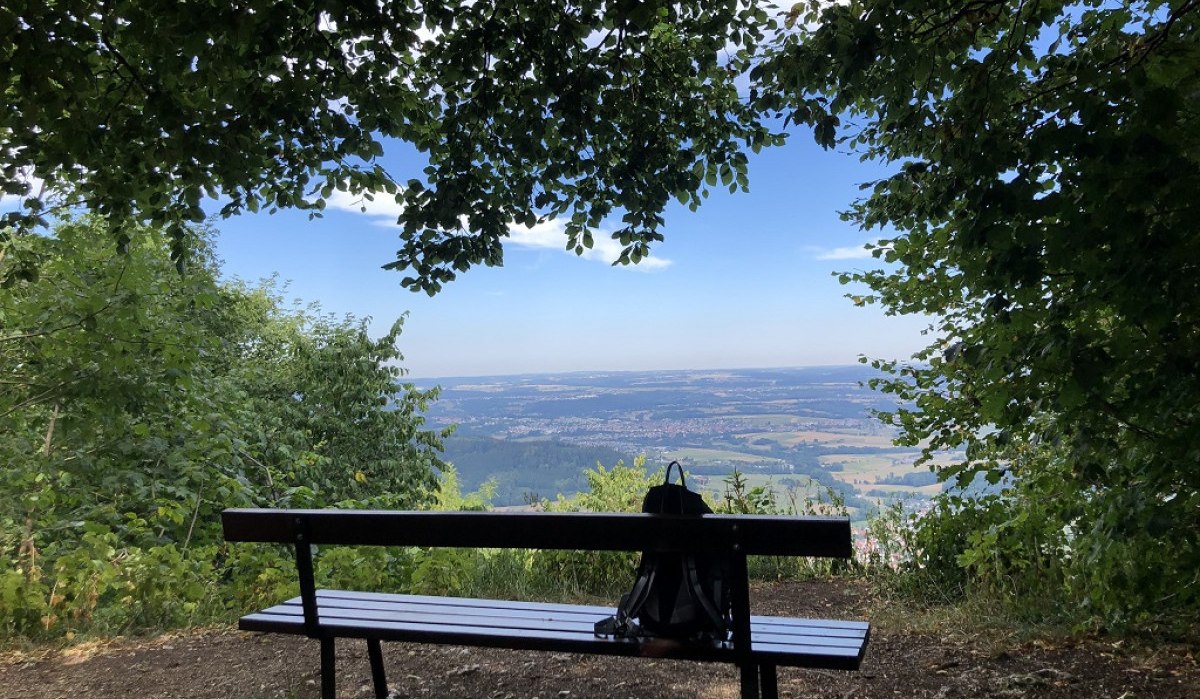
528;458;657;599
716;469;858;581
0;524;225;639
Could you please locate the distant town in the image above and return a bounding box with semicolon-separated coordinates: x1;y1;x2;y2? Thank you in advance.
412;366;953;522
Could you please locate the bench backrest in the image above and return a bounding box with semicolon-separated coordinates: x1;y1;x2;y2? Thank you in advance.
221;509;853;558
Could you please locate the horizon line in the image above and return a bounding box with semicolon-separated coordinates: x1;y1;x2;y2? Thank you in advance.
403;362;876;383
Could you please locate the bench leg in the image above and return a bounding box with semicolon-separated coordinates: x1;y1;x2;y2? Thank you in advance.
367;639;388;699
739;663;759;699
320;636;336;699
760;664;778;699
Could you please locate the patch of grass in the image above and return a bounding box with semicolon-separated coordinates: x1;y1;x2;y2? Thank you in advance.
864;585;1092;649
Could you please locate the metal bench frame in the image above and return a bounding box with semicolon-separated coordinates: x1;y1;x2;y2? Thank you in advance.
222;509;870;699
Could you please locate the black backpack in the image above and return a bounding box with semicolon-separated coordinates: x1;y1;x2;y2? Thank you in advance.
595;462;731;641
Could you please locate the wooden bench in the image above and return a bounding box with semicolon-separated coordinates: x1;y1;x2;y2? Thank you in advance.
222;509;870;699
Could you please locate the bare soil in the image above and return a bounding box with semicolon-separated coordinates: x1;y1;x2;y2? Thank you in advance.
2;580;1196;699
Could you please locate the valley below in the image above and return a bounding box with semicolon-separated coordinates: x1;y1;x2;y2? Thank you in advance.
413;366;954;522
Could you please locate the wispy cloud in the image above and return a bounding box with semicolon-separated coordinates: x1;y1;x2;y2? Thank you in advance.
814;244;875;261
324;189;406;223
507;219;672;270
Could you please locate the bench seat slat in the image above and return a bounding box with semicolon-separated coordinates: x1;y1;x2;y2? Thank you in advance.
302;598;606;625
240;613;865;669
257;603;607;635
253;603;868;650
315;589;613;616
239;590;869;670
298;601;871;641
309;590;871;634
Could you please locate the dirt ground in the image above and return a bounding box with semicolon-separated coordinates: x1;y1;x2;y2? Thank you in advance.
2;580;1196;699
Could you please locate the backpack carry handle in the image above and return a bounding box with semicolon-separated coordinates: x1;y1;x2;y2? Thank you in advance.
664;460;687;488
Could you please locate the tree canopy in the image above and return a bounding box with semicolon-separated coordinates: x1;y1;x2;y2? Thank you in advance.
759;0;1199;623
3;0;776;292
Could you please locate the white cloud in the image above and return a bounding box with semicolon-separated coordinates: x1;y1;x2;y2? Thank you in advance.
505;218;563;248
506;219;672;270
814;244;875;261
323;189;406;224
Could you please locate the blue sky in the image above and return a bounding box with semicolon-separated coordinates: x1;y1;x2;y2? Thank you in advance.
1;129;931;379
212;131;930;378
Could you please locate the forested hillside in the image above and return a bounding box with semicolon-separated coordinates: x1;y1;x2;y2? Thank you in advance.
439;436;630;506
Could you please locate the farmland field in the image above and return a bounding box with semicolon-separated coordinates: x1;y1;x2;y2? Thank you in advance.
663;447;782;463
735;429;897;448
820;453;924;482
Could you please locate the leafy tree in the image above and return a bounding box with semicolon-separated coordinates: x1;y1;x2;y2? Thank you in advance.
216;287;447;508
2;219;230;551
3;0;778;292
0;217;446;635
759;1;1200;624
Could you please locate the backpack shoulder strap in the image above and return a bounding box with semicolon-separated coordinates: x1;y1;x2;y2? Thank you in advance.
619;557;656;621
685;555;728;634
595;558;656;638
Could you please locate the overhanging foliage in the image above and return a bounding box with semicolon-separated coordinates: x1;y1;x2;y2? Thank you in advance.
759;0;1199;624
2;0;777;292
